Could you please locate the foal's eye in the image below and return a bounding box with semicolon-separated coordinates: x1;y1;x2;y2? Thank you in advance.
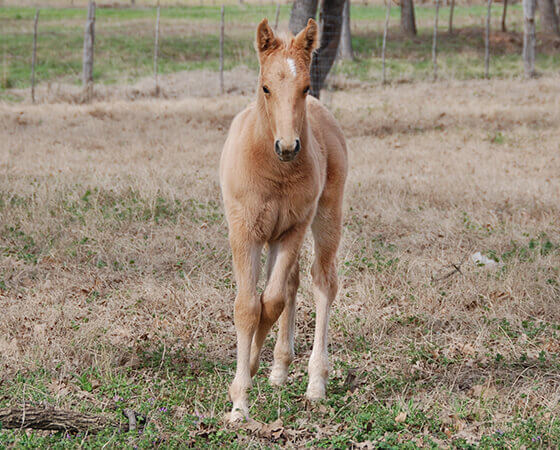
262;86;270;94
303;85;310;94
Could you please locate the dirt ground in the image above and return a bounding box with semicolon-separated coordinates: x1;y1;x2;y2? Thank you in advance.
1;72;559;446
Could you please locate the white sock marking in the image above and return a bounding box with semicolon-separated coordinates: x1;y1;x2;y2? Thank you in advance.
286;58;297;77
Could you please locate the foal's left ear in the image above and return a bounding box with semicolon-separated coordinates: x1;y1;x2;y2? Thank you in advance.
256;18;279;58
294;18;318;57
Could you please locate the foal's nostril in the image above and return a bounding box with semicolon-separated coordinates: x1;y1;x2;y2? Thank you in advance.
293;139;301;154
274;139;282;155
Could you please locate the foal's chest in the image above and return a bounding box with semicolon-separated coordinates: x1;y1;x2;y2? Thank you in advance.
236;177;320;243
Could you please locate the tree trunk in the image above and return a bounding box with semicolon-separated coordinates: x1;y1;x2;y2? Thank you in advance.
523;0;537;77
502;0;508;31
339;0;354;60
401;0;417;36
289;0;319;35
537;0;560;34
309;0;346;98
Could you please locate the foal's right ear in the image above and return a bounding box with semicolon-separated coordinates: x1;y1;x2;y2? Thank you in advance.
255;18;279;58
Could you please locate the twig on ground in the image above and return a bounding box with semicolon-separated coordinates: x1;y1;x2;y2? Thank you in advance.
431;262;463;283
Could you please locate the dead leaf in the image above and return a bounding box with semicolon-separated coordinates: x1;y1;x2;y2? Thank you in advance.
460;343;476;357
469;384;498;399
241;418;285;441
355;440;376;449
343;367;359;392
395;411;407;423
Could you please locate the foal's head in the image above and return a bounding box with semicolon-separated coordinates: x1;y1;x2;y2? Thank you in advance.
255;18;318;162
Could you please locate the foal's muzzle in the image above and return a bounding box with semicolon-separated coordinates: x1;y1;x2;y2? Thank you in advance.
274;138;301;162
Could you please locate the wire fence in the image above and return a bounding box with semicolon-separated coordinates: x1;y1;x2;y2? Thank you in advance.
0;0;556;103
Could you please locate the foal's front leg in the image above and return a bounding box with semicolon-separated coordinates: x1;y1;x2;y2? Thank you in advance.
229;238;262;422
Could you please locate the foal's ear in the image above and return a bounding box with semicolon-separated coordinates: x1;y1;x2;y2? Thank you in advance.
256;18;279;57
294;18;318;57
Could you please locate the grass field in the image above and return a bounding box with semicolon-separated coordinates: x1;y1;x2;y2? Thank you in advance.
1;70;559;447
1;2;560;99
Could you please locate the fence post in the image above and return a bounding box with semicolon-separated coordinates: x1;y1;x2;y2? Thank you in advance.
82;1;95;101
432;0;440;81
154;2;160;96
274;3;281;30
381;0;391;85
220;5;225;94
449;0;455;33
484;0;492;78
523;0;536;77
2;43;6;91
31;9;40;104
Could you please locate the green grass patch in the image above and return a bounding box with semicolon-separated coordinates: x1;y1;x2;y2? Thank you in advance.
2;361;559;447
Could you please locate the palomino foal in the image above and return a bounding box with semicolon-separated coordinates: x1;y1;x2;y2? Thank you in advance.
220;18;347;421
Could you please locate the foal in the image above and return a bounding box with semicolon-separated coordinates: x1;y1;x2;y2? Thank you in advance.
220;18;348;421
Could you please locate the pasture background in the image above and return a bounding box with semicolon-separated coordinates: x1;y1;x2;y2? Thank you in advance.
2;1;560;100
1;1;560;448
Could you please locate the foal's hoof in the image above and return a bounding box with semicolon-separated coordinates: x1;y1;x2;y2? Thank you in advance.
305;383;326;401
269;366;289;386
227;407;249;424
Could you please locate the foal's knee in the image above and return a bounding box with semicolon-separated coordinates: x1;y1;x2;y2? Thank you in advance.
261;290;286;323
233;293;261;332
311;260;338;301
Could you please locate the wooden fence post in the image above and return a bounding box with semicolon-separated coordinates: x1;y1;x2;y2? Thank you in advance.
484;0;492;78
523;0;536;77
2;43;7;91
154;2;160;96
449;0;455;33
82;1;95;101
219;5;225;94
274;3;281;30
381;0;391;84
31;9;40;103
432;0;440;81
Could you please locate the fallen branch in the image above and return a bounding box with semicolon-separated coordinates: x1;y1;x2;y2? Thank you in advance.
431;262;463;283
0;405;145;434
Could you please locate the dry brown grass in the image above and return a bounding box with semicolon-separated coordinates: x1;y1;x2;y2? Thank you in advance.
1;73;559;444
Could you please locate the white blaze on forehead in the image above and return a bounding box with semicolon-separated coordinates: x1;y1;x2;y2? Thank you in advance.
286;58;297;77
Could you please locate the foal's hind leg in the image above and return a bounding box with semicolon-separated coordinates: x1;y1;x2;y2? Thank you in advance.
269;260;299;385
249;224;307;378
306;205;342;400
